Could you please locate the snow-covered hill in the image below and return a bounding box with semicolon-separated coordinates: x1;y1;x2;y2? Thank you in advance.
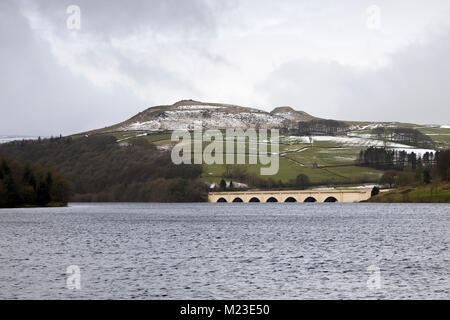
87;100;315;133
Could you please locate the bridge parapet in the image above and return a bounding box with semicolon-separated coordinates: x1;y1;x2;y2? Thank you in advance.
208;189;372;203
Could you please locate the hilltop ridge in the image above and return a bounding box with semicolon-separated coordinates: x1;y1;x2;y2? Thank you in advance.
86;100;317;134
270;106;317;122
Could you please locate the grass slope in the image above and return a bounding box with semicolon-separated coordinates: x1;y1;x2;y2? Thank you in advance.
368;183;450;203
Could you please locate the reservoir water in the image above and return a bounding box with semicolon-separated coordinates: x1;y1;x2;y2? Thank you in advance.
0;202;448;299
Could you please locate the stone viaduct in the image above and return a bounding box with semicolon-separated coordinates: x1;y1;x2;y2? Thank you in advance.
208;189;372;203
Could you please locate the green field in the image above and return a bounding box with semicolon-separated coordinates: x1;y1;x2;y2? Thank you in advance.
194;136;385;184
114;131;172;142
415;126;450;149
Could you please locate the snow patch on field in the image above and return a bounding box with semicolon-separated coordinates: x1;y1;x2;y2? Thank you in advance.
441;125;450;129
426;133;450;136
156;145;171;151
306;135;435;155
284;136;310;143
124;120;161;131
334;156;356;161
349;123;382;130
312;135;388;146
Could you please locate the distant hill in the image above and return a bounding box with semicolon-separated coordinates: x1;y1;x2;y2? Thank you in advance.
85;99;318;134
270;106;317;122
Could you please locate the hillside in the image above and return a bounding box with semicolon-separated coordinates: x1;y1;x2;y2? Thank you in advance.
85;100;316;134
0;136;206;202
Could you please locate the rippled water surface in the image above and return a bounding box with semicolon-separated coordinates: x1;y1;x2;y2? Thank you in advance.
0;202;449;299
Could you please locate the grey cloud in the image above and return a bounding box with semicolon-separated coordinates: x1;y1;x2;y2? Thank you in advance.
27;0;221;40
0;0;145;136
259;31;450;125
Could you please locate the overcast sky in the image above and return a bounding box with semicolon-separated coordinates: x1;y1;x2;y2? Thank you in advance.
1;0;450;136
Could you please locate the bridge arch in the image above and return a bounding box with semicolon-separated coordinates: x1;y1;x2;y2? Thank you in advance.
284;197;297;202
266;197;278;203
249;197;261;202
304;197;317;202
324;196;338;202
232;197;243;202
217;197;227;203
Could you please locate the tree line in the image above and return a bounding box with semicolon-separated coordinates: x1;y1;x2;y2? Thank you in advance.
372;127;434;148
358;147;450;188
0;157;69;207
357;147;436;171
280;119;349;136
